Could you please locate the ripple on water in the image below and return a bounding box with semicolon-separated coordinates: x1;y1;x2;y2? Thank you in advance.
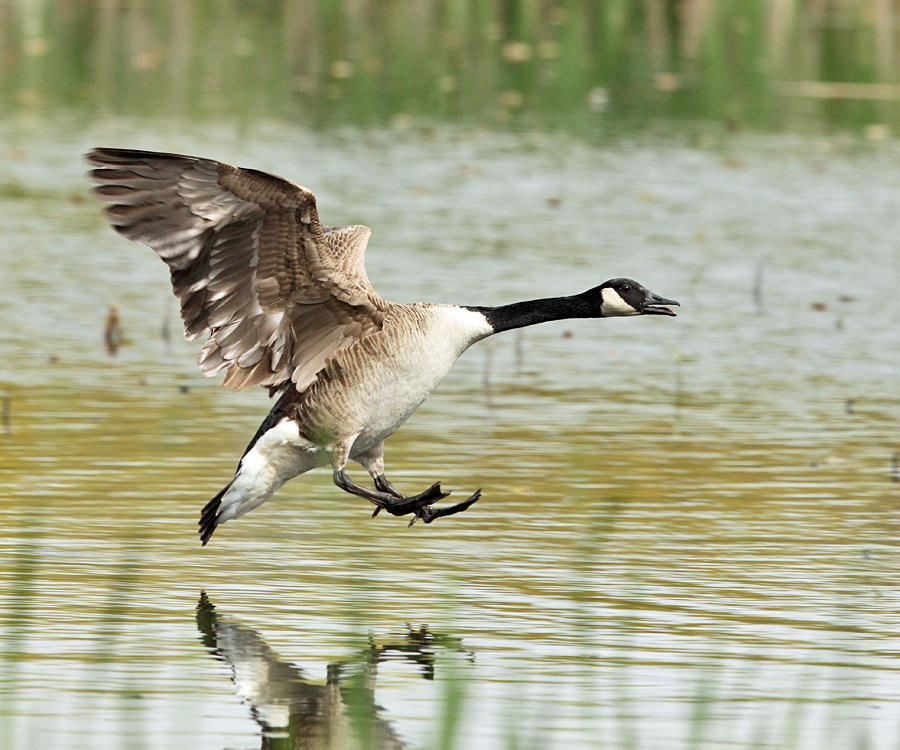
1;121;899;749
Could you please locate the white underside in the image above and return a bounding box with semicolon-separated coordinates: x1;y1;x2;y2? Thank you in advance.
216;418;325;524
214;305;494;527
348;306;493;451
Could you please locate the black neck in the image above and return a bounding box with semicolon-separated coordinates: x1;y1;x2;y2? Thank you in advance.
467;293;594;334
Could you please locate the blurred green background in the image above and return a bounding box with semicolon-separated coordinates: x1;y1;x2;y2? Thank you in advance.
2;0;898;132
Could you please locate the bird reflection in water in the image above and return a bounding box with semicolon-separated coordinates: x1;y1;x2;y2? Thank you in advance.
195;593;473;749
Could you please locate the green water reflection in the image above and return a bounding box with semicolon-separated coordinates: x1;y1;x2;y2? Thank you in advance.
196;592;474;750
1;0;899;130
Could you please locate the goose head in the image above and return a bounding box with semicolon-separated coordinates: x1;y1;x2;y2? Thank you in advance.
592;278;679;317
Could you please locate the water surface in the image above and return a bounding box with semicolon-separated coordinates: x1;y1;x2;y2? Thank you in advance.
1;117;899;749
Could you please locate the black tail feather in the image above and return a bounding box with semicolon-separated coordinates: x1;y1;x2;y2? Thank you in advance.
199;483;231;546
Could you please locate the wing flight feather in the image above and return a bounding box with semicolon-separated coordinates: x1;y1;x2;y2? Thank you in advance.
87;148;386;392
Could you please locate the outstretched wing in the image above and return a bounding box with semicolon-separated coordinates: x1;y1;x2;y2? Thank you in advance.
87;148;386;391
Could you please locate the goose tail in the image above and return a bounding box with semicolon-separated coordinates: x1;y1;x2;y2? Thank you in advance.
197;417;316;546
199;482;232;546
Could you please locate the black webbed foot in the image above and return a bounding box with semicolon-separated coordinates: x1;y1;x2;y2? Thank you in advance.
334;469;480;524
369;481;450;517
408;489;482;526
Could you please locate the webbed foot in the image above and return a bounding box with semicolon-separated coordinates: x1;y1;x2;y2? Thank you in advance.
370;481;450;517
408;488;482;526
334;469;481;525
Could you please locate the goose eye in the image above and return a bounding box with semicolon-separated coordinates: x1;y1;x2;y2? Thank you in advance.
621;284;631;293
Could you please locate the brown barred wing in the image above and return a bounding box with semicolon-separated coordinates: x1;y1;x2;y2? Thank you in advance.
87;148;385;391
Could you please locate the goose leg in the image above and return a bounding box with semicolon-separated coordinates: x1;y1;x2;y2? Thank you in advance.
340;441;482;524
352;441;443;514
373;473;404;499
353;443;405;506
333;469;449;515
372;465;476;522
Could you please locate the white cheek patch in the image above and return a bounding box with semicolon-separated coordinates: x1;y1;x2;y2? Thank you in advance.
600;287;639;316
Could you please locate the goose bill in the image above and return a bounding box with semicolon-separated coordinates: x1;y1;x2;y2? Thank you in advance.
641;293;680;316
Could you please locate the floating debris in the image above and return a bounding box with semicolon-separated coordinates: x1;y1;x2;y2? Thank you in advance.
753;261;763;309
514;330;524;372
1;391;10;434
892;452;899;482
456;164;483;178
161;296;174;351
673;348;686;408
482;344;493;407
105;305;123;356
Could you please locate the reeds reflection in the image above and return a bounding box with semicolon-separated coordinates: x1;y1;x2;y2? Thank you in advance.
1;0;897;129
195;593;472;750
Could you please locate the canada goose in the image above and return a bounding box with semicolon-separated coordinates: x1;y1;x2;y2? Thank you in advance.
87;148;679;545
